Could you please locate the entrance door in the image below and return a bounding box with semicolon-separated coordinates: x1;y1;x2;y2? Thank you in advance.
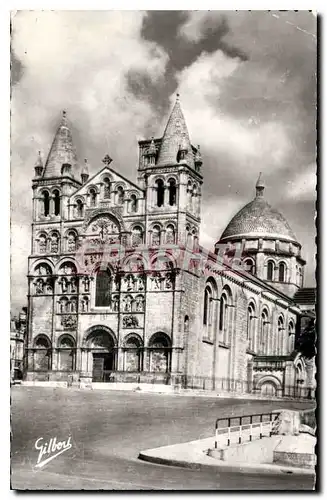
92;353;114;382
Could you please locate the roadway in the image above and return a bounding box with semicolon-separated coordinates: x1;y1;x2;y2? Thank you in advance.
11;386;316;490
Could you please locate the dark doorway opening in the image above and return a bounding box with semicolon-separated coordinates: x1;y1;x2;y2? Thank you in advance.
92;352;114;382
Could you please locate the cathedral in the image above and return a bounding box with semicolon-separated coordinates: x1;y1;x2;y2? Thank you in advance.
24;96;314;397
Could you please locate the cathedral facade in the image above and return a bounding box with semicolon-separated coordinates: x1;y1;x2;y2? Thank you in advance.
25;97;311;397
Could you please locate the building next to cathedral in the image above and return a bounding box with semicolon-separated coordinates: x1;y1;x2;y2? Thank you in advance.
24;96;315;398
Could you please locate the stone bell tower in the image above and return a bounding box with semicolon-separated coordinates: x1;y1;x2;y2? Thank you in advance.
137;95;203;249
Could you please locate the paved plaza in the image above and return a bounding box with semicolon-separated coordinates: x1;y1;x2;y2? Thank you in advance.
11;386;315;490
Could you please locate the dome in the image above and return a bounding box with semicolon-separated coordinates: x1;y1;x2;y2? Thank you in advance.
219;175;297;243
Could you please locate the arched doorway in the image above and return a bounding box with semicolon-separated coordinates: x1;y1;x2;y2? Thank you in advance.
148;332;171;373
260;381;277;397
85;328;117;382
34;335;52;371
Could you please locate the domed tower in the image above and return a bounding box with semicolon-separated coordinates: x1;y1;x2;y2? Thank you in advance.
215;173;306;297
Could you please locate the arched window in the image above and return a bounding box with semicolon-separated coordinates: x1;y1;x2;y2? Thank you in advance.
70;296;78;313
34;336;51;371
131;226;143;247
203;286;212;326
260;310;269;354
50;232;59;253
35;263;52;276
67;231;77;252
166;224;175;244
187;181;192;210
279;262;286;282
288;321;295;353
58;297;69;313
81;296;89;312
148;333;171;373
152;225;161;246
89;188;97;207
244;258;255;274
130;194;138;213
192;184;198;212
38;233;47;254
219;294;226;332
186;226;192;248
219;288;232;344
277;316;284;355
267;261;274;281
58;336;75;371
58;262;77;276
192;229;198;251
124;335;142;372
155;179;164;207
75;199;84;218
42;191;50;216
95;269;111;307
53;190;60;216
247;303;256;351
168;179;177;206
117;186;124;205
103;177;111;199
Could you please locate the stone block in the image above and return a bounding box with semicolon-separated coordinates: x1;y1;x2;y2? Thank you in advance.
272;410;301;436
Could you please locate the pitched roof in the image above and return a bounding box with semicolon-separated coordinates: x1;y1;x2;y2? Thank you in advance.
157;96;194;168
293;288;316;305
43;111;80;179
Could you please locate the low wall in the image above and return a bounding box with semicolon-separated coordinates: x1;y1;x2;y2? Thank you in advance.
21;381;68;388
209;436;281;464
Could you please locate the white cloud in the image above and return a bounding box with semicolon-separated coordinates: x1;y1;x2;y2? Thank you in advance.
284;164;317;201
200;196;244;249
175;50;291;176
178;11;220;42
11;11;168;312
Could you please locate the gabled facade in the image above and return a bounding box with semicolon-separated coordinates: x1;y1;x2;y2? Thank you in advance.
24;97;313;398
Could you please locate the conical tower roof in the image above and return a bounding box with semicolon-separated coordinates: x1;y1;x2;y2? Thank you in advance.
43;111;79;178
157;95;194;168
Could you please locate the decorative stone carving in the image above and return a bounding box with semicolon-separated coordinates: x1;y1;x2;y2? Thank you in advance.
67;233;77;252
135;295;145;312
122;295;133;312
45;280;53;293
150;276;161;290
136;275;145;291
80;296;89;312
39;235;47;253
35;279;44;294
60;277;68;293
50;234;59;253
112;295;119;312
124;274;135;292
61;315;77;329
165;272;175;290
82;277;90;293
70;278;77;293
122;315;139;328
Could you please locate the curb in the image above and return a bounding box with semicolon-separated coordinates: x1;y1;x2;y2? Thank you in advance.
138;450;315;477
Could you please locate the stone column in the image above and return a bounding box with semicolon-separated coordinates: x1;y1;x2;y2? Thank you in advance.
117;347;124;371
256;252;265;280
49;196;55;215
163;186;168;206
124;198;129;216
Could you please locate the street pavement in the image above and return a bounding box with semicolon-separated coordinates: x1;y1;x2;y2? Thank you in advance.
11;386;316;490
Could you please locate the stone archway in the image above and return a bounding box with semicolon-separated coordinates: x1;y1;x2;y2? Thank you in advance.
256;375;282;398
83;327;117;382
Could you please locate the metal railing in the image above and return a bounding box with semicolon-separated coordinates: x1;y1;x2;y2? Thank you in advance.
214;412;280;449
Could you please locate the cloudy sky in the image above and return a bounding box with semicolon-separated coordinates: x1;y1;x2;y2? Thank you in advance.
11;10;317;313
